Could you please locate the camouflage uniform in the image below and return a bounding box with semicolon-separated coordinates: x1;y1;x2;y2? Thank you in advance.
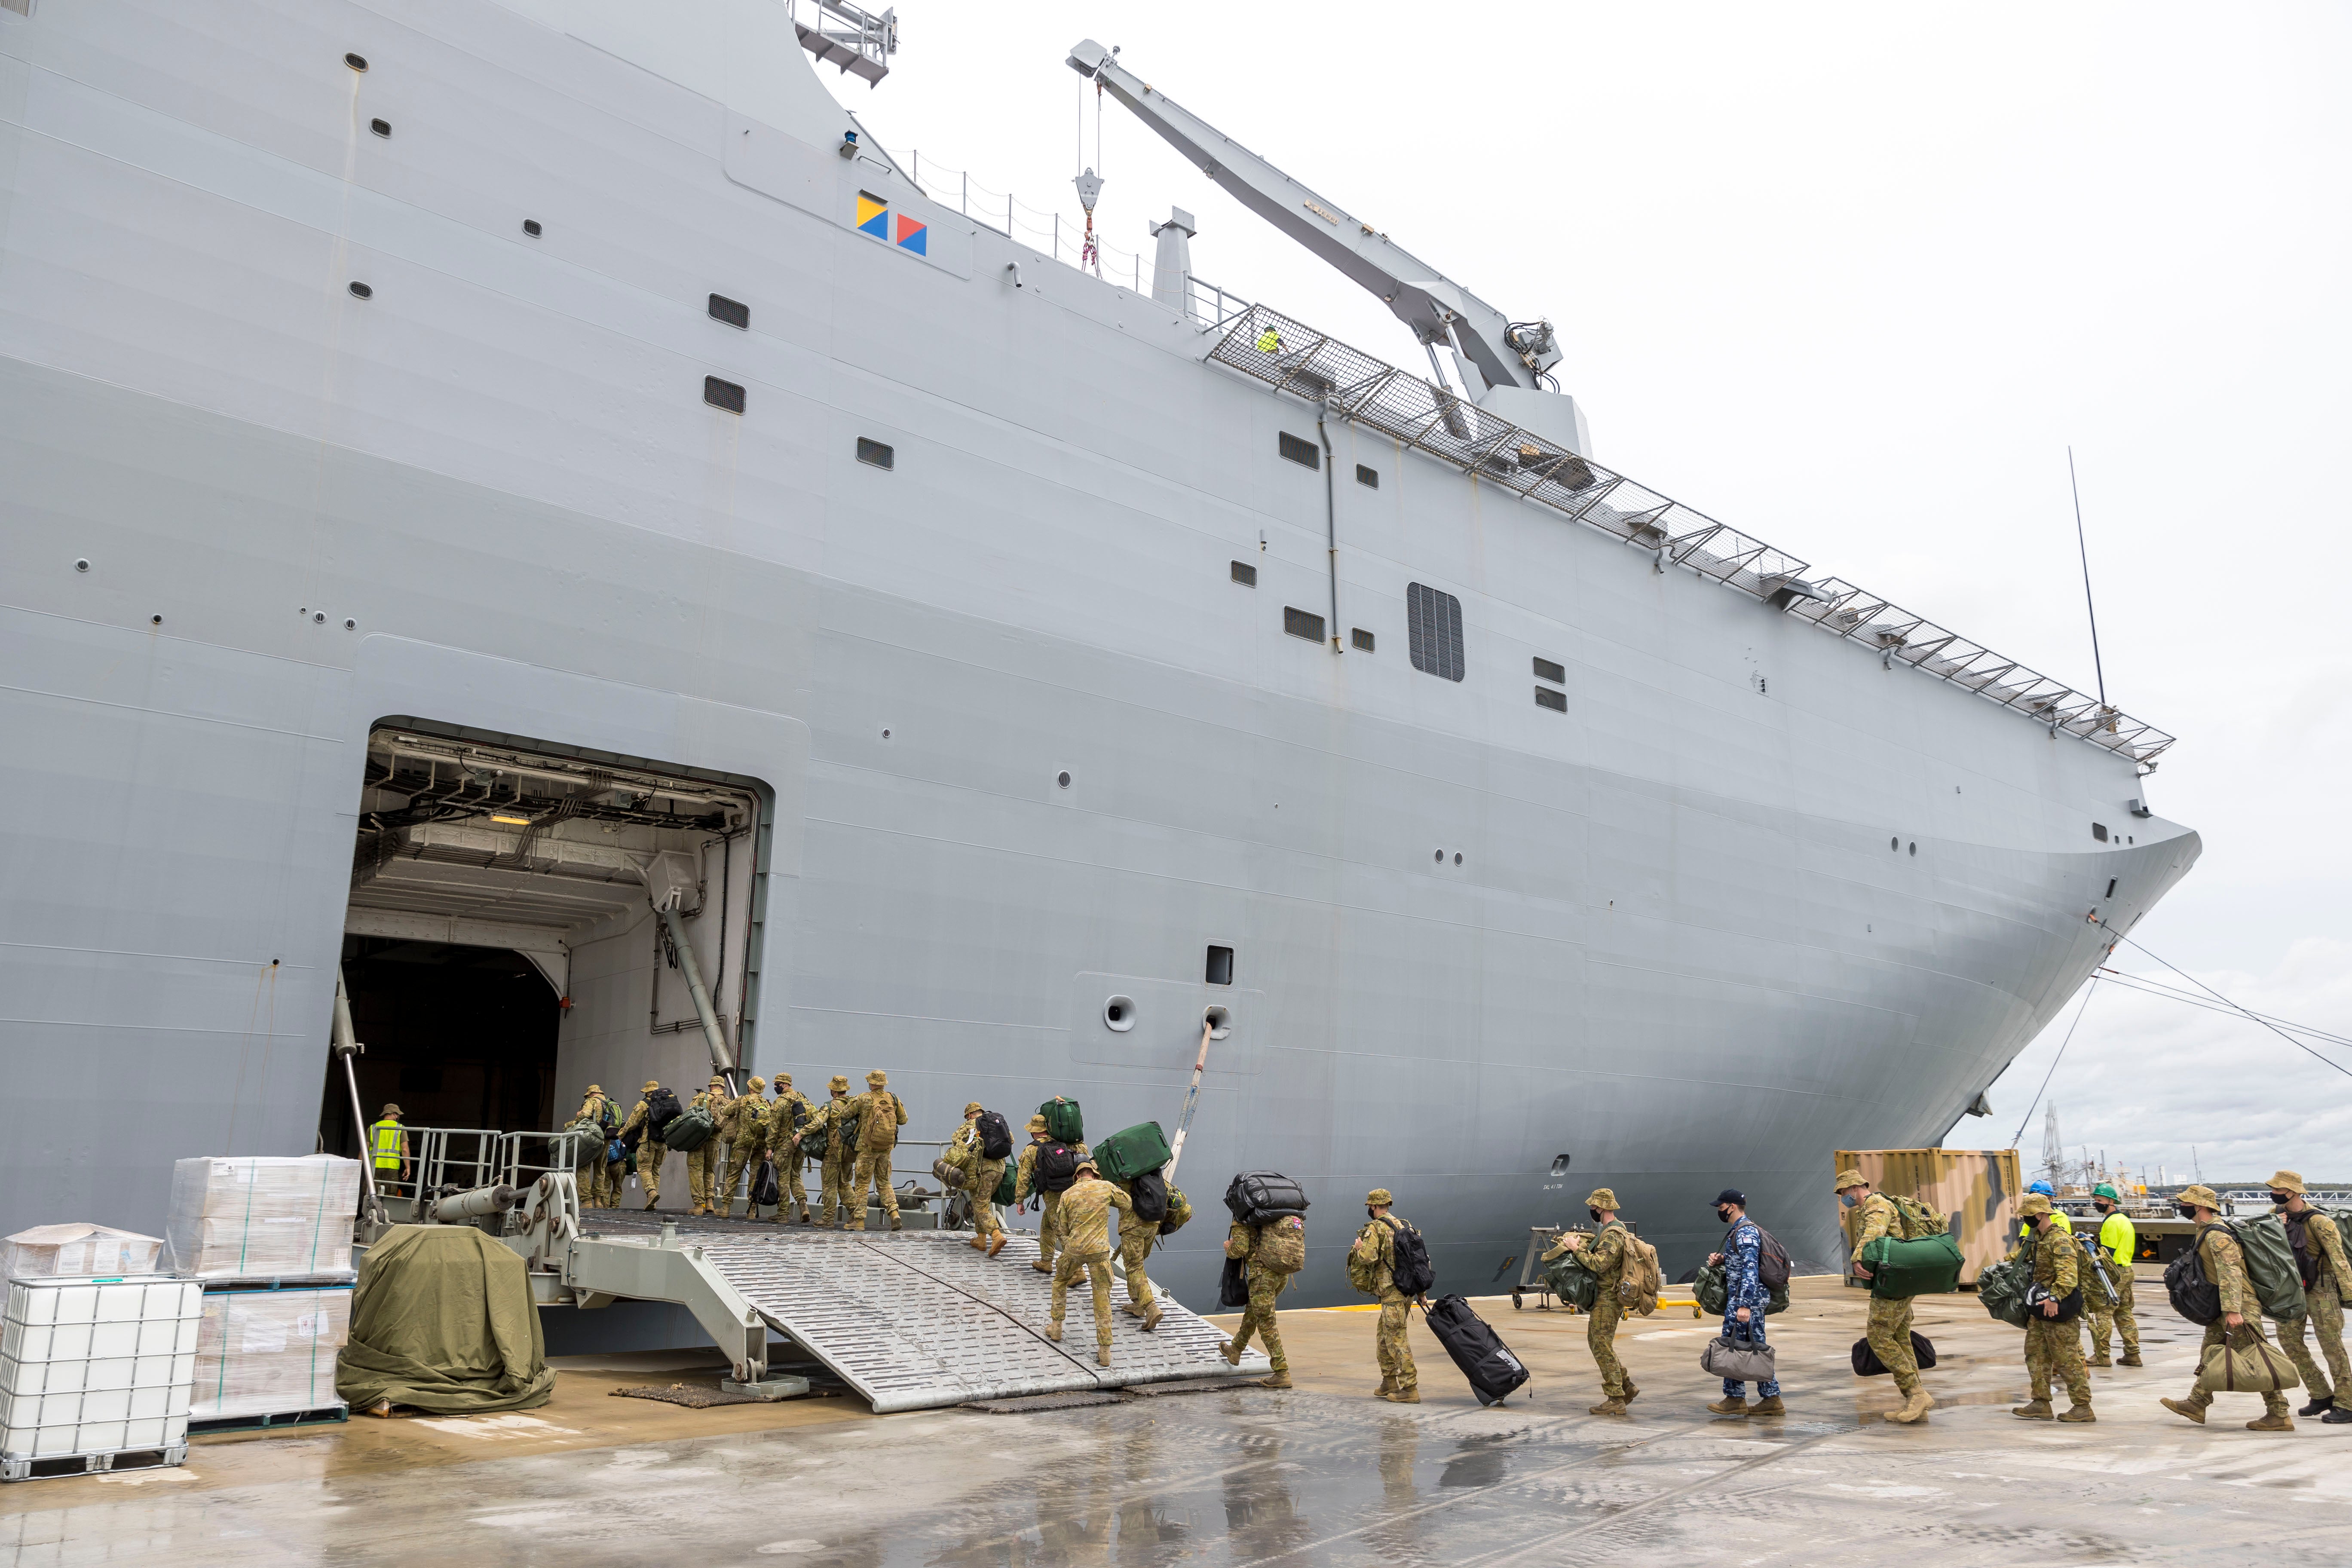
847;1072;907;1230
685;1079;729;1214
2018;1208;2091;1412
569;1088;616;1208
766;1076;815;1221
1224;1221;1289;1375
1577;1221;1632;1401
943;1109;1004;1243
2170;1201;2291;1425
1049;1172;1132;1356
2279;1197;2352;1412
1849;1191;1920;1396
1113;1178;1161;1326
717;1078;770;1216
804;1079;855;1227
1015;1125;1092;1274
1349;1194;1418;1397
616;1082;666;1207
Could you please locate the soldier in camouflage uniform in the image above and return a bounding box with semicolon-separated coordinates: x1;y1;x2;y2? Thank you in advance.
802;1075;856;1228
1221;1210;1302;1389
616;1079;668;1210
1045;1160;1132;1367
685;1076;729;1215
2012;1191;2094;1421
1841;1168;1933;1424
2160;1184;2294;1431
847;1070;908;1231
717;1075;769;1217
1114;1174;1161;1327
2268;1170;2352;1423
569;1084;617;1208
964;1105;1010;1258
1542;1188;1641;1416
766;1073;815;1223
1349;1188;1419;1403
1014;1114;1092;1276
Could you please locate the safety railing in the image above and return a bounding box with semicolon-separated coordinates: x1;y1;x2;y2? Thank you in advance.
789;0;897;86
1202;302;2175;763
370;1126;603;1207
891;147;1159;295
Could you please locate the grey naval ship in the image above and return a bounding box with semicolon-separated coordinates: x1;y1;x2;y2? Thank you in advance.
0;0;2193;1310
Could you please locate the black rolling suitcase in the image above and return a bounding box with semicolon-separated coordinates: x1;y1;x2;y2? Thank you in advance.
1424;1293;1531;1406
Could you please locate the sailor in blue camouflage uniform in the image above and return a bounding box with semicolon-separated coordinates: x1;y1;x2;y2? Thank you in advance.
1705;1189;1784;1417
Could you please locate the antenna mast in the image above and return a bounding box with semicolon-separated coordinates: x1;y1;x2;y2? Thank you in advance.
2069;447;2107;707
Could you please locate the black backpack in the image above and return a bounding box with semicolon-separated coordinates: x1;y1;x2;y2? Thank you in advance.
975;1110;1014;1161
1035;1142;1079;1194
1722;1220;1792;1293
2166;1232;2223;1325
641;1086;681;1144
1384;1216;1435;1298
1129;1169;1170;1225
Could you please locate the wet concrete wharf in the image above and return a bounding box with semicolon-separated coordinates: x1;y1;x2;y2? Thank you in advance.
3;1269;2344;1566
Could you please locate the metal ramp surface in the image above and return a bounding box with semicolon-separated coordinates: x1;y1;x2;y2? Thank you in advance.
585;1217;1266;1414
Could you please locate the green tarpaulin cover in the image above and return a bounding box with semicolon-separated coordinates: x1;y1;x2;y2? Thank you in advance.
335;1225;554;1414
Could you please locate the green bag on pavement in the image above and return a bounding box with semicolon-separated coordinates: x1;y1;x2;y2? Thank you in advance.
2232;1217;2311;1321
1545;1248;1602;1311
1038;1097;1084;1145
1861;1231;1965;1299
1093;1122;1172;1182
1977;1252;2034;1328
1693;1263;1788;1317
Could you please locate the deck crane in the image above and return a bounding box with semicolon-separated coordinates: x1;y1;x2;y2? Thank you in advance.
1066;38;1589;456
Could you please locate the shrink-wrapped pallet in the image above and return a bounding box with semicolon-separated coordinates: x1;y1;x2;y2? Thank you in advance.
3;1225;164;1281
0;1277;200;1461
164;1157;362;1280
190;1287;352;1421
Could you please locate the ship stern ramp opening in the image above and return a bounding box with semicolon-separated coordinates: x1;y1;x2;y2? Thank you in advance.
564;1217;1264;1412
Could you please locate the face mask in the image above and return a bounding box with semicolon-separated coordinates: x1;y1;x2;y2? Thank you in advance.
2272;1193;2292;1207
2094;1203;2112;1214
1714;1207;1734;1224
1367;1207;1378;1219
2176;1205;2197;1220
1587;1208;1604;1224
1839;1193;1859;1208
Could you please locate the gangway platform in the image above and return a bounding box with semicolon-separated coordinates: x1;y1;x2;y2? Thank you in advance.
561;1214;1266;1414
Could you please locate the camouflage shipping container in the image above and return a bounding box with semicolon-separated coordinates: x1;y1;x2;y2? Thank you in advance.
1836;1148;2022;1286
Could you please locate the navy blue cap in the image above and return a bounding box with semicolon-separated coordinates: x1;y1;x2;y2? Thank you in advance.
1712;1189;1746;1208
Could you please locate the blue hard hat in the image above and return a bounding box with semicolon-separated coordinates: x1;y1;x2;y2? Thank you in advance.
2027;1179;2055;1197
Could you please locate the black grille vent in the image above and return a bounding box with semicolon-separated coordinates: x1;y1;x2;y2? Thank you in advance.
1356;464;1378;488
708;293;749;329
1278;432;1320;469
856;436;894;469
704;376;745;414
1283;607;1325;643
1406;583;1465;681
1351;628;1374;652
1533;656;1565;685
1231;560;1257;587
1535;686;1567;713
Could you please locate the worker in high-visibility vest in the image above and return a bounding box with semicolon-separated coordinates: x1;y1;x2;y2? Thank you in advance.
2087;1183;2142;1366
1255;325;1283;355
368;1103;411;1186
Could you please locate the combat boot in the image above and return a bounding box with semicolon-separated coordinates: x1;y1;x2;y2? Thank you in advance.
1385;1384;1420;1403
1097;1345;1113;1368
1706;1396;1749;1416
2323;1407;2352;1424
798;1205;815;1225
889;1216;903;1232
1620;1377;1640;1406
1750;1395;1786;1416
968;1235;989;1251
1043;1320;1063;1343
1588;1397;1629;1418
2010;1399;2053;1420
2117;1351;2143;1367
987;1233;1008;1258
2159;1397;2205;1424
1375;1375;1396;1399
1140;1303;1161;1332
1220;1338;1244;1367
2089;1354;2112;1368
2300;1396;2334;1417
1032;1260;1055;1275
2058;1404;2095;1423
1886;1388;1935;1424
1259;1369;1292;1389
2248;1412;2295;1432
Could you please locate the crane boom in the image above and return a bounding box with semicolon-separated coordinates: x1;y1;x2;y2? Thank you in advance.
1066;39;1562;398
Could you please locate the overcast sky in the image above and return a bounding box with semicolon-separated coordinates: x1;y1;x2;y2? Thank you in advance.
836;3;2352;1182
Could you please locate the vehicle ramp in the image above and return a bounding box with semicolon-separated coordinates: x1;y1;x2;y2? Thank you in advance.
567;1217;1266;1414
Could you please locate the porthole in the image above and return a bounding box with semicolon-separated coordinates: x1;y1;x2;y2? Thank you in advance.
1453;852;1463;865
369;117;391;138
1278;432;1320;469
1103;995;1136;1033
348;281;372;299
708;293;750;330
880;727;891;739
344;52;369;73
2092;822;2110;842
1433;848;1444;863
1203;1005;1231;1040
522;219;542;237
1890;836;1899;851
74;559;89;573
1908;842;1917;856
1057;771;1071;789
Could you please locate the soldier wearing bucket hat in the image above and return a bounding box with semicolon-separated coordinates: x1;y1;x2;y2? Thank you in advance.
2267;1170;2352;1422
1348;1188;1420;1401
1839;1167;1932;1424
2012;1192;2093;1421
1544;1187;1641;1415
616;1080;669;1209
801;1075;858;1227
2160;1184;2295;1431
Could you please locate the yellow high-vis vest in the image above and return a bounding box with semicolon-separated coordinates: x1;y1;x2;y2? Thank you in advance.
370;1118;405;1171
2098;1209;2137;1268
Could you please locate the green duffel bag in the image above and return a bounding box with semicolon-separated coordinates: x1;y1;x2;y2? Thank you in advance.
1038;1096;1084;1145
1976;1252;2034;1327
1093;1122;1172;1183
1693;1263;1789;1317
1861;1231;1965;1299
992;1161;1017;1207
1545;1249;1602;1311
2232;1217;2310;1322
662;1107;718;1152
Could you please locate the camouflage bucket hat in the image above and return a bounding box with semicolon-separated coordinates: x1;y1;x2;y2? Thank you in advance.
964;1101;984;1116
867;1070;888;1086
775;1073;792;1086
2268;1170;2308;1195
1833;1167;1868;1191
829;1075;849;1092
1365;1188;1393;1207
642;1079;661;1093
2177;1184;2223;1211
380;1103;403;1118
747;1076;766;1091
2018;1192;2052;1218
1026;1114;1048;1133
1584;1187;1619;1211
585;1084;603;1095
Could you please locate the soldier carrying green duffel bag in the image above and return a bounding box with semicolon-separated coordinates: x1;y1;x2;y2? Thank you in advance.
1544;1238;1603;1311
1856;1192;1963;1300
1978;1251;2035;1329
